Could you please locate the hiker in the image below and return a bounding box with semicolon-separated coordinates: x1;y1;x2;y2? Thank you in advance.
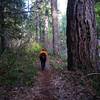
39;48;48;71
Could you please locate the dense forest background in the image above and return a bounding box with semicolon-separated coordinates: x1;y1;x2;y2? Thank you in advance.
0;0;100;99
0;0;67;86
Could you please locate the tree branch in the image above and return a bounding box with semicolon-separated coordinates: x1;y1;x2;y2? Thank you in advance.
0;10;38;15
81;73;100;80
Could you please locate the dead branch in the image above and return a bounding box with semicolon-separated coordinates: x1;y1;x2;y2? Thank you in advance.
81;73;100;80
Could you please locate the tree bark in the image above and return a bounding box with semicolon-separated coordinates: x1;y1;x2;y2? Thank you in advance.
44;15;49;49
51;0;60;55
67;0;98;73
35;12;39;42
0;0;5;54
35;0;40;42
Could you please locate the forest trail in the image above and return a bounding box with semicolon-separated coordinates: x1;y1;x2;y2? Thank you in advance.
32;68;58;100
6;64;95;100
5;66;60;100
1;61;95;100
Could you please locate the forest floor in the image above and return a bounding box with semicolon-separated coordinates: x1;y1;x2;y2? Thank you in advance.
0;56;98;100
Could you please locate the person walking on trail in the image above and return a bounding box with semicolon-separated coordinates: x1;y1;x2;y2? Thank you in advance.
39;48;48;71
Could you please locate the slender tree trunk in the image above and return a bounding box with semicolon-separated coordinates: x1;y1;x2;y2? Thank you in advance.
37;14;40;42
67;0;98;73
35;0;40;42
40;19;42;42
0;35;5;54
35;12;40;42
0;0;5;54
44;15;49;49
51;0;60;55
40;19;45;45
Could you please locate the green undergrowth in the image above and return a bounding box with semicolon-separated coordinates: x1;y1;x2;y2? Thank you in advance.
97;45;100;49
90;75;100;96
26;41;42;53
49;54;67;70
0;42;42;86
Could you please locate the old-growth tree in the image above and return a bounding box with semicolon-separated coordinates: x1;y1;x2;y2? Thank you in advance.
67;0;98;72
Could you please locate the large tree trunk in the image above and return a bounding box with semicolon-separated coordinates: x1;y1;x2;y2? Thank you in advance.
67;0;98;73
51;0;60;55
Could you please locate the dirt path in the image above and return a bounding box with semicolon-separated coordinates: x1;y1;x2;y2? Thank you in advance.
33;69;57;100
7;67;59;100
7;67;95;100
0;64;95;100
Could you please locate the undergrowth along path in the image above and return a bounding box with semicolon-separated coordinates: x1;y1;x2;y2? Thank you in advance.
0;59;95;100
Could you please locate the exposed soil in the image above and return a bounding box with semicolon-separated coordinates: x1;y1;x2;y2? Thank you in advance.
0;62;96;100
